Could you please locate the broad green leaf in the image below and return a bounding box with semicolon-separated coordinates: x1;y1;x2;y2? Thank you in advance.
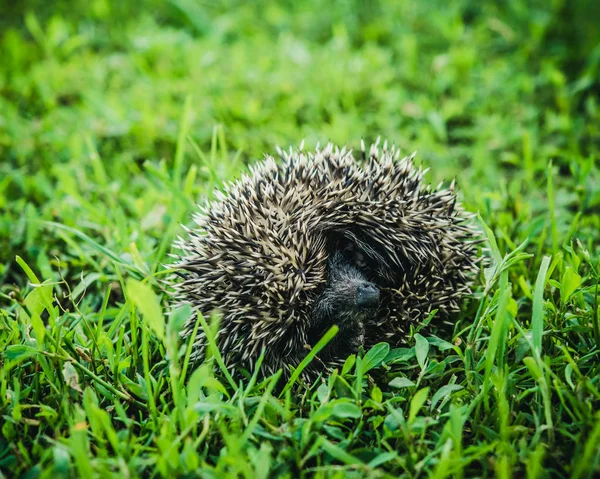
317;383;330;404
320;438;364;465
330;400;362;419
126;279;165;341
384;348;415;364
4;345;38;362
16;256;57;322
362;342;390;373
31;312;46;345
427;335;455;351
371;385;383;403
560;267;581;305
389;377;415;389
408;387;430;423
62;362;82;393
430;384;463;411
367;452;398;468
415;334;429;369
341;354;356;375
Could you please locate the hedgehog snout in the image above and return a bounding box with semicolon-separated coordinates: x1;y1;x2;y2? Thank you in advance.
355;282;380;309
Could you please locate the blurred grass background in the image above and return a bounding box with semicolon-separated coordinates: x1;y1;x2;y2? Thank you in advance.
1;0;600;477
1;0;600;282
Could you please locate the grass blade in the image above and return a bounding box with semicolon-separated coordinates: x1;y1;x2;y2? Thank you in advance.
280;325;338;396
532;256;551;357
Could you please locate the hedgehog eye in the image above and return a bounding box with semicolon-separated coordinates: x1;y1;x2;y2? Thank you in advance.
353;250;366;268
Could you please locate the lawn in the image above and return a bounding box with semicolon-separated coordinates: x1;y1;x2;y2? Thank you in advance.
1;0;600;477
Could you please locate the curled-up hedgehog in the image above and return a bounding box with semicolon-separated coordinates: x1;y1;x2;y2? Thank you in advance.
169;140;481;378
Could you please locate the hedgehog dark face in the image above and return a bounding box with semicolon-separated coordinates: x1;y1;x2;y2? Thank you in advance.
309;251;381;361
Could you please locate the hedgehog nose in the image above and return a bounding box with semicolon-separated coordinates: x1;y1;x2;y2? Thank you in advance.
355;282;380;309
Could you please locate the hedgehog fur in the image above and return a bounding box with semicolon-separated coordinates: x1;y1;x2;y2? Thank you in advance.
170;140;481;378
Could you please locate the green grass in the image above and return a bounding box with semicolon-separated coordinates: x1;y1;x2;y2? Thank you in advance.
1;0;600;477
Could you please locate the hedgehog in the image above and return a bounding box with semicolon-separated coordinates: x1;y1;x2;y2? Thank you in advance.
169;140;481;378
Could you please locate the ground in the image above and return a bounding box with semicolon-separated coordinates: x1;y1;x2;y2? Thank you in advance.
1;0;600;477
